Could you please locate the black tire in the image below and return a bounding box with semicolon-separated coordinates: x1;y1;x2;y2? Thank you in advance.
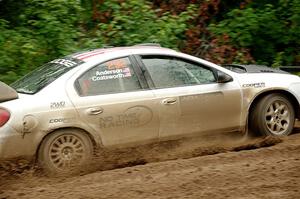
249;94;295;136
38;129;93;175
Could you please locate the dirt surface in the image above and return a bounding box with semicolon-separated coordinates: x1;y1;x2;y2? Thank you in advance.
1;124;300;199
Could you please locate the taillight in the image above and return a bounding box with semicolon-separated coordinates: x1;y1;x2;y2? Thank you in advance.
0;108;10;127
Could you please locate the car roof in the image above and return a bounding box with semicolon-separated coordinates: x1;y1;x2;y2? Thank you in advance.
70;44;176;62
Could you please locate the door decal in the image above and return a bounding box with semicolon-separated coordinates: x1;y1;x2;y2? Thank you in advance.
99;105;153;129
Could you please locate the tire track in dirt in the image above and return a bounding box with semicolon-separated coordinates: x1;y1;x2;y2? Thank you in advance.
0;125;299;198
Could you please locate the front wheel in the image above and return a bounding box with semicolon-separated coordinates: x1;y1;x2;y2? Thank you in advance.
249;94;295;136
38;129;93;175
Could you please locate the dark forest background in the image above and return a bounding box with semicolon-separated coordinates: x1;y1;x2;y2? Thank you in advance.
0;0;299;83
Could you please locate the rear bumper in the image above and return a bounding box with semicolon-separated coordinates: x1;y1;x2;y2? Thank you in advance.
0;125;35;160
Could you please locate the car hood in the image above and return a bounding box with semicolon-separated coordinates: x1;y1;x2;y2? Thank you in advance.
0;81;18;103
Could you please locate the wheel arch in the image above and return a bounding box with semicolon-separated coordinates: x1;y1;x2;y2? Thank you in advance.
35;127;101;161
248;89;300;123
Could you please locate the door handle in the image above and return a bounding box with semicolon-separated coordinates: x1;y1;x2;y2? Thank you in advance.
86;107;103;115
161;98;177;105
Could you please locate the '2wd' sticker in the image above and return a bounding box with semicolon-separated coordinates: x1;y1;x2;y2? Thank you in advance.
50;101;65;109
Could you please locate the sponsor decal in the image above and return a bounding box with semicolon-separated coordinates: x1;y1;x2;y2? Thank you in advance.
99;106;153;129
242;82;265;88
50;101;66;109
180;92;223;102
100;113;139;128
50;59;78;68
91;67;132;81
106;59;127;70
49;118;75;124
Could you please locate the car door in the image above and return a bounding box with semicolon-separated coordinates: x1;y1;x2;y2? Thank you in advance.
137;55;243;139
69;56;160;147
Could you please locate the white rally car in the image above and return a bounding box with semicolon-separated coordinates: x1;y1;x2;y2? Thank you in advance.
0;44;300;173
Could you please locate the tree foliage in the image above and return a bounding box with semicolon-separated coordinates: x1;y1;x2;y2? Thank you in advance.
0;0;195;83
82;0;196;49
0;0;299;84
0;0;82;83
209;0;300;66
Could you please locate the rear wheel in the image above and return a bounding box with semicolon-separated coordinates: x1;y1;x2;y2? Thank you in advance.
249;94;295;136
38;129;93;175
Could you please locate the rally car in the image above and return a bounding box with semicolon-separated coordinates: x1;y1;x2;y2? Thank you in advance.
0;44;300;173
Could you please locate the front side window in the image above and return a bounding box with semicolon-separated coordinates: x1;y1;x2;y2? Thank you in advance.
141;56;216;89
76;57;142;96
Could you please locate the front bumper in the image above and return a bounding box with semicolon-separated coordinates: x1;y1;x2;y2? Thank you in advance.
289;83;300;119
0;125;35;160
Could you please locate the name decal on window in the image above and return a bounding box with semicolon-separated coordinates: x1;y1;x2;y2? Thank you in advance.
92;67;131;81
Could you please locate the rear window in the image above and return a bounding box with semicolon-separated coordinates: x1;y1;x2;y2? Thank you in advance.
11;57;84;94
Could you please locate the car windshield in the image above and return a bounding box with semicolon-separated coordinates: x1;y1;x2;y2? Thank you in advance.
11;57;84;94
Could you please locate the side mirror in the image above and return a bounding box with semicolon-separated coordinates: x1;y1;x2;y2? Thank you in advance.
217;72;233;83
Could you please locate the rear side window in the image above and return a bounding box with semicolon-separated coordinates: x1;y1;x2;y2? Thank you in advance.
76;57;142;96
